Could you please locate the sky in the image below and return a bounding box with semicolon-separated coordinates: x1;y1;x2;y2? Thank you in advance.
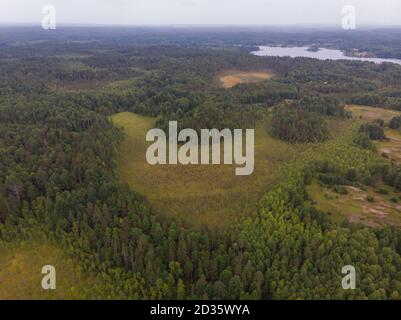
0;0;400;26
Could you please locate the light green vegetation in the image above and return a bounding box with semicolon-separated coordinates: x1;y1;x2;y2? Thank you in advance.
307;180;401;228
111;112;298;227
294;105;401;229
112;108;392;230
105;69;155;90
292;119;381;178
0;241;108;300
346;104;401;164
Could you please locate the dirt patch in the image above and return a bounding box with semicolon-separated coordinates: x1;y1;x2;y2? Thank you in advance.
348;186;363;193
218;71;273;88
307;181;401;228
378;129;401;163
345;105;401;123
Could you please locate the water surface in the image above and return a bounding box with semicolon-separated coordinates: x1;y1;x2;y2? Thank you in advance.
252;46;401;65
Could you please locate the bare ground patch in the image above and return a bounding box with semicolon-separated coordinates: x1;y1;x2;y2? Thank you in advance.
378;129;401;163
345;104;401;123
307;181;401;228
217;71;274;89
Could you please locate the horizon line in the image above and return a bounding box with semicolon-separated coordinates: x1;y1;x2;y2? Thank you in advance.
2;22;401;29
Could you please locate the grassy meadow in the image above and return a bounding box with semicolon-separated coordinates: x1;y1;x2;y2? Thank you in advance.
111;112;297;227
303;105;401;228
0;242;108;300
346;104;401;164
345;104;401;123
112;105;401;228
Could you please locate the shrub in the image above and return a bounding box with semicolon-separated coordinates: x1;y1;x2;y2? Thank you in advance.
359;123;386;140
333;185;348;195
345;169;358;182
373;119;384;127
366;195;375;202
376;188;389;195
389;116;401;129
318;173;345;186
354;133;376;151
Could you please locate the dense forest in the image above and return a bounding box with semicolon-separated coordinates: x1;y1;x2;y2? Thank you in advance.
1;27;401;299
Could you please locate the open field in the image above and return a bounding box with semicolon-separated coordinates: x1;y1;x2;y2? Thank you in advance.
308;105;401;227
345;104;401;124
307;181;401;228
111;112;297;227
346;104;401;163
217;71;274;88
0;242;107;299
378;128;401;163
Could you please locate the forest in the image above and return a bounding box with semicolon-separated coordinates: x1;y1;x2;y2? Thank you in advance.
1;26;401;300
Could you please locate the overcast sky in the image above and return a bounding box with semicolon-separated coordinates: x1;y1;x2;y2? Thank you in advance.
0;0;400;26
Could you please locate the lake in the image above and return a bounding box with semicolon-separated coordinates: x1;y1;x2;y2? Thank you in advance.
252;46;401;66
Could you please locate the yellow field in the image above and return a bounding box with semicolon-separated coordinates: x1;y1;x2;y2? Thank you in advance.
0;242;108;300
307;181;401;228
111;112;297;227
218;71;274;88
345;104;401;123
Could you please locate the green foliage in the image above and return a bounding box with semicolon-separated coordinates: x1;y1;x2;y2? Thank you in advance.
376;188;389;195
2;28;401;300
359;123;386;140
241;132;401;299
294;95;350;118
272;107;329;143
354;132;376;151
366;195;375;202
389;116;401;129
333;185;348;195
